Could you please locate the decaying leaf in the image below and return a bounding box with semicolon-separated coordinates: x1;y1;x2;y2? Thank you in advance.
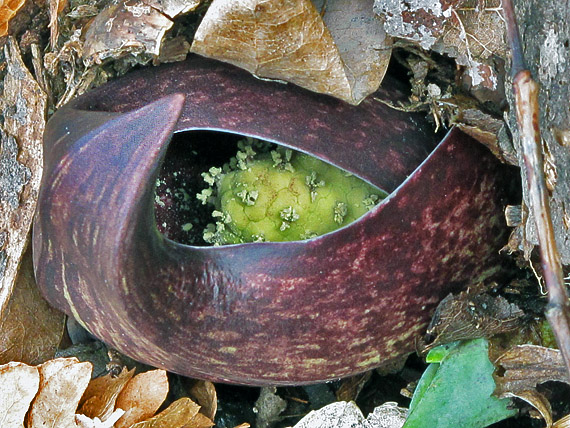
313;0;392;103
495;345;570;428
374;0;506;92
49;0;69;48
129;397;206;428
0;37;46;318
188;380;217;421
191;0;392;105
374;0;461;50
555;413;570;428
503;389;553;428
76;409;126;428
374;0;505;58
114;369;169;428
454;107;517;164
335;371;372;402
79;366;135;421
82;2;172;65
292;400;407;428
425;290;524;349
28;357;93;428
292;401;367;428
495;344;570;395
142;0;200;18
82;0;200;65
254;387;287;428
0;246;65;365
366;402;408;428
0;0;25;36
0;361;40;428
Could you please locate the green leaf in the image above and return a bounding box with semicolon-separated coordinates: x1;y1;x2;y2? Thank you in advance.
403;338;517;428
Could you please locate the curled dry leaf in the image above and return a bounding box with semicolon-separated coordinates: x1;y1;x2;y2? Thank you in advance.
425;291;524;349
0;246;65;365
79;366;135;421
0;362;40;428
0;37;46;318
312;0;392;103
191;0;391;105
188;380;217;421
83;2;172;65
28;357;93;428
503;389;553;428
494;344;570;427
129;397;206;428
0;0;25;36
114;369;169;428
82;0;200;65
495;344;570;395
49;0;69;48
554;413;570;428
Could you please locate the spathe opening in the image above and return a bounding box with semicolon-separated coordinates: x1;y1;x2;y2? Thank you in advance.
154;130;387;246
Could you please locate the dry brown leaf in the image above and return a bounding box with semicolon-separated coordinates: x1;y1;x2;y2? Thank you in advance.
374;0;505;90
374;0;462;50
82;1;172;65
28;357;93;428
495;344;570;395
555;413;570;428
114;369;169;428
500;389;553;428
313;0;392;103
494;343;570;427
0;246;65;365
0;362;40;428
184;412;215;428
335;371;372;402
141;0;200;18
76;409;126;428
49;0;68;48
188;380;217;421
232;424;251;428
191;0;348;100
0;0;25;36
433;1;506;64
82;0;200;65
0;37;46;319
425;291;524;349
129;397;202;428
191;0;390;105
79;366;135;421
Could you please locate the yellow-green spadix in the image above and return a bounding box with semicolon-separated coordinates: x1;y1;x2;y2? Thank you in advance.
198;139;385;244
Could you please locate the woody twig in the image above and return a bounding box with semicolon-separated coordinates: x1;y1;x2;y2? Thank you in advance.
503;0;570;375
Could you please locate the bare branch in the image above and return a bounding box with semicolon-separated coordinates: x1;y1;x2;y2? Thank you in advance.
503;0;570;376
